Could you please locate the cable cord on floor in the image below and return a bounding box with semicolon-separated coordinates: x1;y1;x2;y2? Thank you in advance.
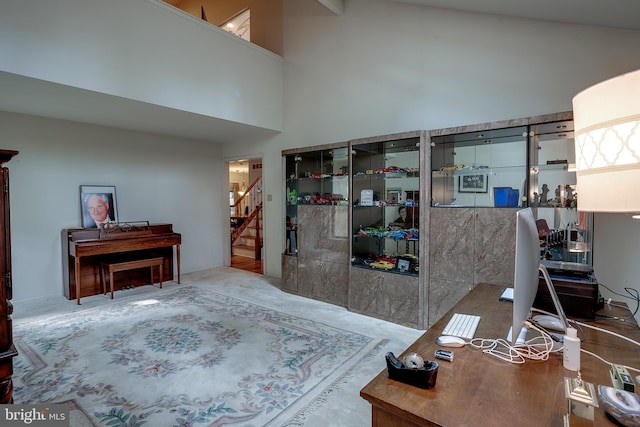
596;282;639;320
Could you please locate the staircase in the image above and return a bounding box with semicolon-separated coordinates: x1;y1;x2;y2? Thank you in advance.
231;177;263;260
231;204;263;259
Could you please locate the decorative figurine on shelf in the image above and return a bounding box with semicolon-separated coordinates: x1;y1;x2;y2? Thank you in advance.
532;192;540;207
540;184;549;204
555;185;562;202
565;185;574;207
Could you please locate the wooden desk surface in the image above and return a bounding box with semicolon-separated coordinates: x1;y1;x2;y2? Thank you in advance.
360;283;640;427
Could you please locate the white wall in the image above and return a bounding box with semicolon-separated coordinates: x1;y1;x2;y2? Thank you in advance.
0;0;283;132
593;214;640;322
0;111;225;303
222;0;640;319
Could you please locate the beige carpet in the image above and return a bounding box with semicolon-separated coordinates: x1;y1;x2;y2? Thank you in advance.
13;267;424;427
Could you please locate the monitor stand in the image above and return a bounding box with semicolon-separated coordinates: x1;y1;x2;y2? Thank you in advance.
507;263;570;348
537;263;570;332
507;325;564;350
506;325;529;346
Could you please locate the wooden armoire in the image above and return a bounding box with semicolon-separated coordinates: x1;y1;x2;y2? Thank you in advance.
0;149;18;403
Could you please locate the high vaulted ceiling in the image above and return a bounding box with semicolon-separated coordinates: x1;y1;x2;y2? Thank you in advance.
390;0;640;31
2;0;640;144
167;0;640;31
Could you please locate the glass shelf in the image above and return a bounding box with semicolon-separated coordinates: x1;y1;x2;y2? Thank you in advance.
351;136;420;276
431;126;527;208
284;146;349;256
430;117;592;266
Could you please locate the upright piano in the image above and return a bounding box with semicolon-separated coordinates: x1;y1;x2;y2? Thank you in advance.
62;223;181;304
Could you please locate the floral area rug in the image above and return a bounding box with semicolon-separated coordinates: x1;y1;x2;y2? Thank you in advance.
13;286;381;426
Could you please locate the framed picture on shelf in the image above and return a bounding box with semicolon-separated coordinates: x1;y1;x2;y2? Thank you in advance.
80;185;118;228
397;259;411;272
386;188;401;204
459;174;488;193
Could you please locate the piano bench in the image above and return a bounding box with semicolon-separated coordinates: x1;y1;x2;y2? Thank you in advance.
100;257;164;299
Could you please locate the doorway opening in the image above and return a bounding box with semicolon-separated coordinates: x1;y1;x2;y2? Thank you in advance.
229;157;263;274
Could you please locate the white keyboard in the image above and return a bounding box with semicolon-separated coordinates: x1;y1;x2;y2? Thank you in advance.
442;313;481;340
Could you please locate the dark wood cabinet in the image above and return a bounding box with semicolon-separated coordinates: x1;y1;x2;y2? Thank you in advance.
0;149;18;403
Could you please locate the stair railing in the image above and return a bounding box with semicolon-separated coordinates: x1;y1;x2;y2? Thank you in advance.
231;202;263;246
232;176;262;220
231;176;263;254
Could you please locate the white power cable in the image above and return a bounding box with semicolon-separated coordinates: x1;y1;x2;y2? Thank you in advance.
575;320;640;375
470;322;559;364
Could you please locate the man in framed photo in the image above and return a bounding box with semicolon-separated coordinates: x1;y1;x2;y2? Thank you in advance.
83;193;115;228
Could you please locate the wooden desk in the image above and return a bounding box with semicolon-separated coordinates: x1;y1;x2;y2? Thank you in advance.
360;283;640;426
62;224;181;304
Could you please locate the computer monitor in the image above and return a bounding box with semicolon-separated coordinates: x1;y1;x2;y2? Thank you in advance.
511;208;570;345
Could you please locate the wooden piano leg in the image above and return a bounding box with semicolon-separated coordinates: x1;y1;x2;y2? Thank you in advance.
177;244;181;284
75;257;81;305
110;269;115;299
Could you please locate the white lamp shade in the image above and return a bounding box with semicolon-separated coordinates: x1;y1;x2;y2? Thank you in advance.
572;69;640;213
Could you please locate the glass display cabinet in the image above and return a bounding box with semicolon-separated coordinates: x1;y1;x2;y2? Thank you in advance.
278;112;591;331
282;144;350;306
284;147;349;256
431;126;528;208
351;136;421;276
430;114;592;266
529;120;592;264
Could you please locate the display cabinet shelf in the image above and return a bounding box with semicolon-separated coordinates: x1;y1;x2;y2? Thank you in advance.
350;135;421;278
430;112;592;266
282;143;350;307
431;125;527;208
283;145;349;257
280;112;588;331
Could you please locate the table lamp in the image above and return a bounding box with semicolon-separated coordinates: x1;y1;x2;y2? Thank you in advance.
573;68;640;214
570;69;640;424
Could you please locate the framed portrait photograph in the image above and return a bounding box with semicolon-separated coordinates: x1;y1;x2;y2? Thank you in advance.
459;173;488;193
397;259;411;272
80;185;118;228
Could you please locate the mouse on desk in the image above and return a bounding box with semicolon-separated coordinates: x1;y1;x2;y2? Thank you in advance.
436;335;466;348
532;314;565;331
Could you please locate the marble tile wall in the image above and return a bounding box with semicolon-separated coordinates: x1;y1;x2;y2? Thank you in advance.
427;207;517;327
281;255;298;293
349;267;420;328
298;258;348;307
428;277;471;328
429;208;475;284
297;205;349;264
284;205;351;307
349;268;385;318
286;201;518;329
384;273;420;327
473;208;517;286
